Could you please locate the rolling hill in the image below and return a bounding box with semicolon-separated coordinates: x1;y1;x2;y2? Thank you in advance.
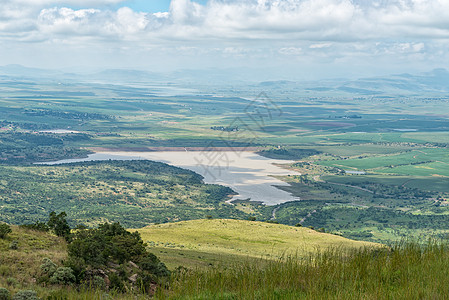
137;219;377;269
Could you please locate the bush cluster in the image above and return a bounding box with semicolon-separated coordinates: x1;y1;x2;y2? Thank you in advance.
0;224;12;239
67;222;170;293
11;290;39;300
8;241;18;250
39;258;76;285
0;288;11;300
0;289;40;300
6;212;170;296
49;267;76;285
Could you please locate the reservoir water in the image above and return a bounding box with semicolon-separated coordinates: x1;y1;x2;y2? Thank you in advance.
38;151;301;205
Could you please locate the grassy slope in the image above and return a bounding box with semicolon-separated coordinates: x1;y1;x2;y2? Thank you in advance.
137;219;377;269
0;226;145;299
156;242;449;299
0;220;376;298
0;226;67;294
5;221;449;300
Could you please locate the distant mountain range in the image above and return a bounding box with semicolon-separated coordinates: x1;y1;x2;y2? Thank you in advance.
1;64;449;95
0;64;68;78
259;69;449;96
0;64;163;83
331;68;449;95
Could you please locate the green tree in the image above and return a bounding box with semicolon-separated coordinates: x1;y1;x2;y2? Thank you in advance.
68;222;147;266
47;212;71;242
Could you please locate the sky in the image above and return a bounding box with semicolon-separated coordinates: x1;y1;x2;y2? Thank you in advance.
1;0;449;79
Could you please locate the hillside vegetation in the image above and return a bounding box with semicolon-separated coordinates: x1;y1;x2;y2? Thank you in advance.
137;219;376;269
0;223;170;299
3;220;449;299
0;131;89;164
0;226;67;296
0;160;253;227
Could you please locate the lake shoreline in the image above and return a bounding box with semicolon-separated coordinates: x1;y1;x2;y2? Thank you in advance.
36;150;301;206
85;146;264;152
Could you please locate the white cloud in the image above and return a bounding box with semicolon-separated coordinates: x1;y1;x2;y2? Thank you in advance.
170;0;204;24
4;0;449;43
1;0;449;73
310;43;332;49
13;0;125;5
279;47;302;55
38;7;100;34
36;6;168;39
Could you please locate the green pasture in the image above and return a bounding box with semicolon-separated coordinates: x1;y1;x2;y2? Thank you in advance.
312;143;420;157
322;175;449;193
403;131;449;144
317;148;449;171
377;161;449;177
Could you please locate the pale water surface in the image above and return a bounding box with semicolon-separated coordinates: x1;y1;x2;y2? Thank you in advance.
39;129;80;134
38;151;301;205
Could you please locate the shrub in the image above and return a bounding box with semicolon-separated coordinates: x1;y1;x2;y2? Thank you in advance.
0;288;11;300
63;257;86;284
68;222;168;293
6;278;16;287
40;258;57;276
0;224;12;239
68;222;146;267
265;220;279;224
91;276;106;290
11;290;39;300
139;254;170;277
109;273;125;292
49;267;76;285
9;241;18;250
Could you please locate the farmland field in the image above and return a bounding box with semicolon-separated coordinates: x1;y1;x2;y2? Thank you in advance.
323;175;449;193
317;148;449;171
376;161;449;177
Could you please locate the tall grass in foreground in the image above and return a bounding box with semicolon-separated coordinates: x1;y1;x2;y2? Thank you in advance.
155;241;449;299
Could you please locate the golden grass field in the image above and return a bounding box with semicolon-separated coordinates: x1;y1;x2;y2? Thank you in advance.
137;219;378;269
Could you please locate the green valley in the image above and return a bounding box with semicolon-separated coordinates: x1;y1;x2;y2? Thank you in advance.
1;69;449;298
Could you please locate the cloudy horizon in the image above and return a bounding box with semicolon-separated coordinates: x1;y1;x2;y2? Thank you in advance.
1;0;449;79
